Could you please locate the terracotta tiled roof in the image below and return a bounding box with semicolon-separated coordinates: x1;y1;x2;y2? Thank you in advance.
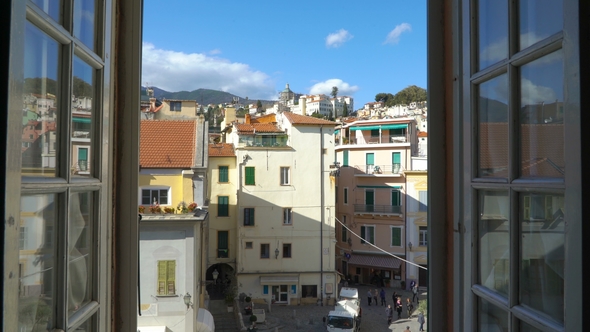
418;131;428;137
235;122;283;134
209;143;235;157
252;113;276;123
140;120;196;168
283;112;337;125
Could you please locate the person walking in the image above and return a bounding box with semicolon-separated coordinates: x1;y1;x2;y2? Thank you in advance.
373;289;379;306
396;297;403;319
392;290;398;304
417;311;426;331
380;288;387;306
386;304;394;325
412;283;419;303
406;297;414;318
367;289;373;306
403;326;412;332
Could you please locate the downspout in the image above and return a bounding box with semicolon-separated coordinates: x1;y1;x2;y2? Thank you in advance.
320;125;324;306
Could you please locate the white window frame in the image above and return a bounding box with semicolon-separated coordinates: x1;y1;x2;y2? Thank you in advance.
419;226;427;246
140;186;171;206
283;208;292;225
280;166;290;185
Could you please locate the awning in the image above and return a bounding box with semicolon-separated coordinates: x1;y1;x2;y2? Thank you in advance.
196;308;215;332
259;276;299;285
72;117;91;124
380;124;408;130
334;129;340;135
348;254;402;269
349;125;380;131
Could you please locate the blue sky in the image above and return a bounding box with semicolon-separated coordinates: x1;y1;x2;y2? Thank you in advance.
142;0;426;109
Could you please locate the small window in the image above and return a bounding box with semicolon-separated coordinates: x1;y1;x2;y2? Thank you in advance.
283;208;292;225
157;260;176;296
260;244;270;258
360;225;375;245
419;226;427;246
245;242;253;249
302;285;317;298
245;166;255;185
218;196;229;217
142;188;169;205
217;231;228;258
344;187;348;204
341;225;347;242
219;166;229;183
170;101;181;112
283;243;292;258
280;167;290;185
244;208;255;226
391;226;402;247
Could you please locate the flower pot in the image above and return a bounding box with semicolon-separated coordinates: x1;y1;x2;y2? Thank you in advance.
227;305;234;313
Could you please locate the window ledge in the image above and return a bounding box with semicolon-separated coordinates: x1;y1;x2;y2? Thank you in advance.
156;295;178;298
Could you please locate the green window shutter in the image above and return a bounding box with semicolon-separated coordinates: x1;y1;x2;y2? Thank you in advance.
361;226;366;244
219;166;228;182
369;227;375;244
245;167;255;185
344;188;348;204
158;261;167;295
391;227;401;246
343;150;349;167
392;152;401;164
244;208;254;226
167;261;176;295
392;190;400;206
218;231;229;258
218;196;229;216
366;153;374;165
78;148;88;161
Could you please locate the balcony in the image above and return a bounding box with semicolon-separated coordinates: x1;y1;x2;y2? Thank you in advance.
353;163;403;175
354;204;402;215
237;136;289;148
335;134;409;146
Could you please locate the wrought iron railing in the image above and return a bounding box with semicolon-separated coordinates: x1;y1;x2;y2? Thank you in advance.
354;204;402;214
354;163;403;175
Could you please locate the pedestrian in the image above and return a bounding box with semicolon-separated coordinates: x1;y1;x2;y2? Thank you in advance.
373;289;379;306
396;297;403;319
406;297;414;318
386;304;393;325
403;326;412;332
412;283;419;303
417;311;426;331
392;290;398;304
380;288;386;306
367;289;372;306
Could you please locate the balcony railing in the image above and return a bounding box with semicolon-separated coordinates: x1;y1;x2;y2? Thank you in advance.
238;136;289;148
354;163;403;175
335;134;409;146
354;204;402;214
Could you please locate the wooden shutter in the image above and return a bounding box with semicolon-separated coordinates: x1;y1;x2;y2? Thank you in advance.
158;261;167;295
167;261;176;295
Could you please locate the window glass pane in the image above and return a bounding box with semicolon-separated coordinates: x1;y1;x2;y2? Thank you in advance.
519;50;564;179
520;193;564;323
19;194;57;331
478;74;508;178
72;57;95;178
23;22;60;177
68;192;94;316
478;0;508;69
519;0;563;50
520;321;543;332
71;313;96;331
73;0;96;50
478;297;508;332
478;190;509;296
31;0;61;22
219;166;228;182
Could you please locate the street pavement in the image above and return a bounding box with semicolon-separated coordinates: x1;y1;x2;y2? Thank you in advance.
233;284;427;332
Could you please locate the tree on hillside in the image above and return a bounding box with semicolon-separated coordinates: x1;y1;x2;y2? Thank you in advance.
392;85;427;105
342;102;349;117
256;100;263;113
311;111;323;119
331;86;338;118
375;93;395;106
331;86;338;99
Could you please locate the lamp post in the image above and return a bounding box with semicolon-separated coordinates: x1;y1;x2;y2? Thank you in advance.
183;292;193;310
408;242;413;252
275;248;280;259
212;269;219;283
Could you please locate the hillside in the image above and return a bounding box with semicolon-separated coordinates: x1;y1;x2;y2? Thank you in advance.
142;86;275;106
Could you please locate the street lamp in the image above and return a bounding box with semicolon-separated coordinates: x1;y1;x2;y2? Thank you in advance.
275;248;280;259
408;242;413;252
212;269;219;283
183;292;193;309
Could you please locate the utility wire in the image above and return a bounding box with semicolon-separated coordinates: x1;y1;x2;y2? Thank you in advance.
335;217;427;270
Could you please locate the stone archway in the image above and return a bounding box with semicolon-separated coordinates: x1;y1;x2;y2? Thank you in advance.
205;263;234;300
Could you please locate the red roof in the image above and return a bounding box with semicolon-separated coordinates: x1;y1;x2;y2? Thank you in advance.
235;122;283;134
140;120;197;168
283;112;336;126
209;143;235;157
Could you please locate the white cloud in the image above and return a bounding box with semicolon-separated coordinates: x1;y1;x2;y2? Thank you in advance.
308;79;359;96
325;29;353;48
480;33;562;64
208;49;222;55
383;23;411;45
520;78;557;106
141;43;276;100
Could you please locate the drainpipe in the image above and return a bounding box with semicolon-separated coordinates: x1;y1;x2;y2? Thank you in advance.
320;125;324;305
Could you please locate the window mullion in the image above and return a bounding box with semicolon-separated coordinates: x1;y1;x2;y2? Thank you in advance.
61;42;74;181
55;191;69;329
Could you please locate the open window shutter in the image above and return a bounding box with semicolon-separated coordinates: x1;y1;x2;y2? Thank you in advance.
158;261;167;295
392;152;400;164
366;153;374;165
392;190;400;206
361;226;366;244
343;150;349;166
369;228;375;244
167;261;176;295
392;227;401;246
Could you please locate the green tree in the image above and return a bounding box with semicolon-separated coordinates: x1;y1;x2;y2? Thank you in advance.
256;100;263;113
342;102;349;117
331;86;338;118
392;85;427;105
331;86;338;99
375;93;395;106
311;111;323;118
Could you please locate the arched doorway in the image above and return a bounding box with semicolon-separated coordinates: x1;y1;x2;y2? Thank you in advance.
205;263;234;300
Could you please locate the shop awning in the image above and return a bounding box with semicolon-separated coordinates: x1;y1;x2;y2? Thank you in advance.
259;276;299;285
348;254;402;269
349;125;380;131
380;124;408;130
196;308;215;332
334;129;340;135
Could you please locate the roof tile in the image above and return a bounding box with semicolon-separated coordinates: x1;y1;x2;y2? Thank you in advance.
140;120;197;168
209;143;235;157
283;112;337;125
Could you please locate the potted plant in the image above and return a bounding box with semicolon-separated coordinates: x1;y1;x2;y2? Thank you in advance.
187;202;197;212
225;293;235;312
138;205;145;213
244;296;253;315
224;272;238;312
163;207;174;214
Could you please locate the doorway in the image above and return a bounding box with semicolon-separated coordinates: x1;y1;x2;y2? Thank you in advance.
271;285;289;304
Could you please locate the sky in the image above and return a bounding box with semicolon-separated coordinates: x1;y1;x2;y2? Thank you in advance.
142;0;427;109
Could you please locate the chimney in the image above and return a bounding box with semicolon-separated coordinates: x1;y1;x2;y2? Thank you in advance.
245;114;251;124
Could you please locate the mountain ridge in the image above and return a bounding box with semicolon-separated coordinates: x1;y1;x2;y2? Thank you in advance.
142;86;276;107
